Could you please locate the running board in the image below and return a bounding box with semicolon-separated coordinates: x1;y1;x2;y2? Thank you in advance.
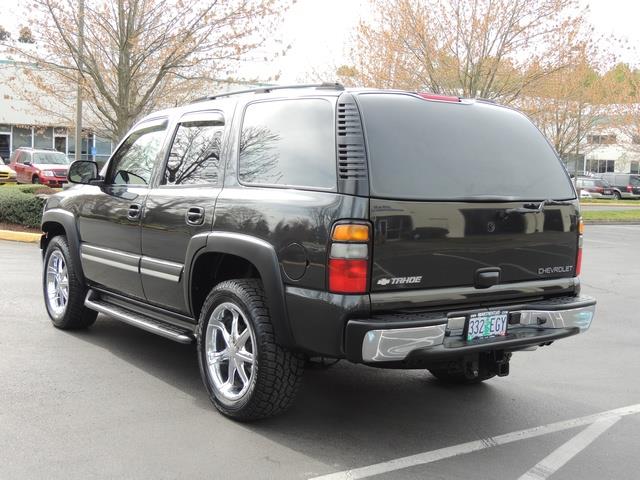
85;291;195;344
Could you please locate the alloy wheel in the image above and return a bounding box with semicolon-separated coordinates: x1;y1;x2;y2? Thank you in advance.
46;250;69;318
205;302;256;402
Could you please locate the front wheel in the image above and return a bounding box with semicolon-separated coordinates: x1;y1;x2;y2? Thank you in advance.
43;236;97;329
614;191;622;200
197;279;304;421
32;176;40;184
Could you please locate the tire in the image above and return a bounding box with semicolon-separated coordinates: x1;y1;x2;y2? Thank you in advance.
197;279;304;421
32;176;40;184
43;235;97;329
614;191;621;200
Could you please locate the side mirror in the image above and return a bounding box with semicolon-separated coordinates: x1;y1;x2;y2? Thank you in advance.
68;160;101;185
23;161;32;166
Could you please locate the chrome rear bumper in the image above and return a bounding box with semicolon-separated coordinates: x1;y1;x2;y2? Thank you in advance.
350;295;596;363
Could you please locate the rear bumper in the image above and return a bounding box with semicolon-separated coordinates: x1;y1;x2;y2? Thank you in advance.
345;295;595;364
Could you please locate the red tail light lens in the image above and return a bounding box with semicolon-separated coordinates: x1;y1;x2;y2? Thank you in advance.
328;259;368;293
628;185;633;192
576;219;584;277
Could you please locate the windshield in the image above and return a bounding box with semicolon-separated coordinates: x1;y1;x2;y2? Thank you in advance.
357;93;576;201
33;152;70;165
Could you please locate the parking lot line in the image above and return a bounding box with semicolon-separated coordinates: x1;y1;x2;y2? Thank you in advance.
309;404;640;480
518;415;622;480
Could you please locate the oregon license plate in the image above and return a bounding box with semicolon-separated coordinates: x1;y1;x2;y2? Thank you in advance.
466;311;508;341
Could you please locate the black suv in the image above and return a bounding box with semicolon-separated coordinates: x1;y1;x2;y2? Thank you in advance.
596;173;640;199
40;84;596;420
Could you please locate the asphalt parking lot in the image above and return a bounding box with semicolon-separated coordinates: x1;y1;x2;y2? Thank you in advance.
1;225;639;480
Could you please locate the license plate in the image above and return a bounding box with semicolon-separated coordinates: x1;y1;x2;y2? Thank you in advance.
466;311;508;341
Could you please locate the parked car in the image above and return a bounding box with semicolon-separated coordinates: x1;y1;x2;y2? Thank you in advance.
576;177;614;199
40;84;595;420
9;147;70;187
596;173;640;199
0;156;17;185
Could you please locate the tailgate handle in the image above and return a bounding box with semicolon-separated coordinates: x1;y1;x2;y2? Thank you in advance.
475;267;501;289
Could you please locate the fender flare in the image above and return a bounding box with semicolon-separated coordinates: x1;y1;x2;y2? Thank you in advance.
41;208;85;283
185;231;294;347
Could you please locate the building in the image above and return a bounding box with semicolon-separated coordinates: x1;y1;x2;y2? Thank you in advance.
0;59;112;166
582;130;640;175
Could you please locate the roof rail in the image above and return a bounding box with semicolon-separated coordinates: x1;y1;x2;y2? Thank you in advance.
191;82;345;103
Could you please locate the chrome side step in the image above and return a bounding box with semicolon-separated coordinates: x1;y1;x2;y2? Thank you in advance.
85;292;195;344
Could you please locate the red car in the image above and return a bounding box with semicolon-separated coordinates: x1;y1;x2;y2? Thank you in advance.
9;147;70;186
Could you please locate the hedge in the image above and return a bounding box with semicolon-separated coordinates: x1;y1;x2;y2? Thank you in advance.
0;186;49;228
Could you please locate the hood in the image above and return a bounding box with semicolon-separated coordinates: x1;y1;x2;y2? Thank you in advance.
0;164;16;173
32;163;70;170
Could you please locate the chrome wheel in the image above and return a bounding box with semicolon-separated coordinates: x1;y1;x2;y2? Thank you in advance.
205;302;256;403
46;250;69;318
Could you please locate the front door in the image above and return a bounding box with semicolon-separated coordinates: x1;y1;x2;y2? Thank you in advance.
140;111;227;313
78;119;168;299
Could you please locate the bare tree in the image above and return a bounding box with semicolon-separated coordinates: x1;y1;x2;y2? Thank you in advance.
519;53;611;161
18;26;35;43
7;0;290;141
0;26;10;41
347;0;590;103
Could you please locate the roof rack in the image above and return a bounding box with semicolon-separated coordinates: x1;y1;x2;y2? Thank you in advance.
191;82;345;103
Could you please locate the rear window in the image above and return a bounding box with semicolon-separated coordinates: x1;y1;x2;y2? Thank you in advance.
357;94;575;201
238;98;336;190
630;176;640;187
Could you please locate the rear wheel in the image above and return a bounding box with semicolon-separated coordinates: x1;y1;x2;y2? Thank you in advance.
614;191;622;200
43;236;97;329
197;279;304;421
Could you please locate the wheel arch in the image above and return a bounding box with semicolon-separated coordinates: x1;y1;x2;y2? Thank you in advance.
41;209;85;283
185;232;293;347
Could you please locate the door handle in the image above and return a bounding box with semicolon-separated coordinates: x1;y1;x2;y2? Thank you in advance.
127;203;141;220
185;206;205;226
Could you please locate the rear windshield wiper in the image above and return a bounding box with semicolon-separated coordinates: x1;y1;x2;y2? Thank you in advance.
505;199;573;215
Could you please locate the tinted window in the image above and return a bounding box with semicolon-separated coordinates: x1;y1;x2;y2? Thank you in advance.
163;120;224;186
630;176;640;187
108;125;166;185
358;94;575;201
239;99;336;189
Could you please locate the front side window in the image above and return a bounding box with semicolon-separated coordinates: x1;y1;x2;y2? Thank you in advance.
107;124;166;186
163;120;224;186
238;99;336;189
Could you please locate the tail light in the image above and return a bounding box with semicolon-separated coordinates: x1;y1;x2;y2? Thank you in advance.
576;219;584;276
328;223;370;294
627;185;633;192
595;187;604;193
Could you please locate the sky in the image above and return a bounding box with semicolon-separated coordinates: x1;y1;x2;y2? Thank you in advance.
3;0;640;84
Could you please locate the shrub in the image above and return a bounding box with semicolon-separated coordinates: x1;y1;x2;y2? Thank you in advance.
0;187;46;228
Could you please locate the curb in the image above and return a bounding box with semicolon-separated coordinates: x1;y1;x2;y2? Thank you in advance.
0;229;41;243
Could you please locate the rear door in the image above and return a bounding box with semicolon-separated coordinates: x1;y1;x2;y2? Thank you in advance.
140;110;227;313
356;93;579;292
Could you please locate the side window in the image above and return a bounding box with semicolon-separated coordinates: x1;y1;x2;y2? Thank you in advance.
163;119;224;186
107;125;166;186
239;98;336;189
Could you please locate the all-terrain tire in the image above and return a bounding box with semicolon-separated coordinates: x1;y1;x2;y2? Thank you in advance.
197;279;304;421
43;235;97;329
